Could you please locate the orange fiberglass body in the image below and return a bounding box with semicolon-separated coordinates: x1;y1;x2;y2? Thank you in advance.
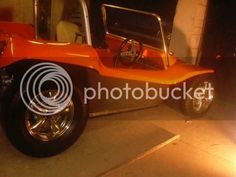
0;2;216;157
0;22;213;86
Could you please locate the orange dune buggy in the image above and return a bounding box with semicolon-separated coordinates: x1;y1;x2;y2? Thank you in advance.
0;0;214;157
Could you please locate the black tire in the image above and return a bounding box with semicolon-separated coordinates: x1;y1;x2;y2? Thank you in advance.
3;76;88;157
182;75;215;118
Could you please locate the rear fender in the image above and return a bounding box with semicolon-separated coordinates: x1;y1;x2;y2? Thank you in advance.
5;60;91;88
0;35;101;71
0;22;35;39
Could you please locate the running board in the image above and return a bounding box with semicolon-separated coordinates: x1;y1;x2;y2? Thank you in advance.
89;104;159;118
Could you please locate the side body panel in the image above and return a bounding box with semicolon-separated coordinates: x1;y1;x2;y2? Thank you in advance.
86;69;165;116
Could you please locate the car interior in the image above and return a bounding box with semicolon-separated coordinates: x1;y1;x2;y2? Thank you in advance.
49;0;175;70
55;0;85;44
96;4;175;70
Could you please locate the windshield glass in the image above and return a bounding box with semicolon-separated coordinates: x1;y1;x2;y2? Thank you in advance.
103;5;164;49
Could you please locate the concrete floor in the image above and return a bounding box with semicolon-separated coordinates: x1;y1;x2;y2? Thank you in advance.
103;101;236;177
0;100;236;177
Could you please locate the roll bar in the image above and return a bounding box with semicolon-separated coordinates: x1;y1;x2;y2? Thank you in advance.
33;0;39;39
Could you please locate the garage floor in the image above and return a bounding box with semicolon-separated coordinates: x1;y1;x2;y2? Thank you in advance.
0;100;236;177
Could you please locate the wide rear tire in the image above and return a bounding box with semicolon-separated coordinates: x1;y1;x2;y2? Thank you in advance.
3;76;88;157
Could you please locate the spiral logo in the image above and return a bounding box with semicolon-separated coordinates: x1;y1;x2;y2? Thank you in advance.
20;63;73;116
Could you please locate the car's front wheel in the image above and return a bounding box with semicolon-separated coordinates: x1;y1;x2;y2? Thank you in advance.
182;75;215;118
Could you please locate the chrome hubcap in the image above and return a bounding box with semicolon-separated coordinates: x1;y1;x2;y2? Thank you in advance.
193;81;214;113
25;91;74;142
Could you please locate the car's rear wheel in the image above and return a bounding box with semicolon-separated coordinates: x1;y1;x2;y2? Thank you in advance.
182;75;215;118
3;68;88;157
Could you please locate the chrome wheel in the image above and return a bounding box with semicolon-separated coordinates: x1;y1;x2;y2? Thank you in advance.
25;90;74;142
192;81;214;113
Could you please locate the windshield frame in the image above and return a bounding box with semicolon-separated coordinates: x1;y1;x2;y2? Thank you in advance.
101;4;169;69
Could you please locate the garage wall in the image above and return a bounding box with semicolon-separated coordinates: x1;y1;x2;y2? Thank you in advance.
0;0;33;23
170;0;208;64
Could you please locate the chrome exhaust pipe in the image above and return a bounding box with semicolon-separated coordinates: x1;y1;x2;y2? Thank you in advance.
33;0;39;39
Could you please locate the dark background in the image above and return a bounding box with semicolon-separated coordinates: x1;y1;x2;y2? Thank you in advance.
103;0;178;23
200;0;236;104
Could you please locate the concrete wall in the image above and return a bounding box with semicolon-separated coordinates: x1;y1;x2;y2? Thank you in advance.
170;0;208;64
0;0;33;23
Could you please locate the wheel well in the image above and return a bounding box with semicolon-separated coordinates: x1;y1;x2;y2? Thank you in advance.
4;60;95;88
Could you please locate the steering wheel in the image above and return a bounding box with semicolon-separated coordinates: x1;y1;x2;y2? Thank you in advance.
114;38;143;67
